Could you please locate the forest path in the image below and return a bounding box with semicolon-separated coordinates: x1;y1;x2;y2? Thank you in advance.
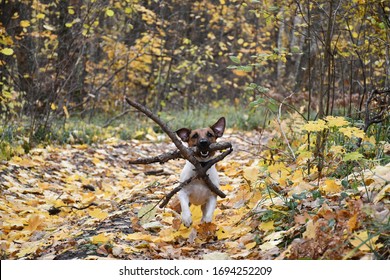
1;131;272;259
1;130;387;259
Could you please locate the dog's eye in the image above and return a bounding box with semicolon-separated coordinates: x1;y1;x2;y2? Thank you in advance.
207;132;214;138
191;133;199;139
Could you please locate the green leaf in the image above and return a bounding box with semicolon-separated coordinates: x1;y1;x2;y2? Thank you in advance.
343;152;364;162
229;56;241;64
250;98;265;107
1;48;14;56
237;65;252;72
341;179;349;188
106;9;114;17
267;100;279;112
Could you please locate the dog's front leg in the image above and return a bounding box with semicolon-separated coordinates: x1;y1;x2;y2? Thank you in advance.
178;191;192;227
201;195;217;223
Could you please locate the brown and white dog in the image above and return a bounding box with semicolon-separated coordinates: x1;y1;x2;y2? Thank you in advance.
176;117;226;227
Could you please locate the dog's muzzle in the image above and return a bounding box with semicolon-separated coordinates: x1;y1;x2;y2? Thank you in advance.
198;139;210;158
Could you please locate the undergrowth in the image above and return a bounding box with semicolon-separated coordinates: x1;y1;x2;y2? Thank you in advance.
0;102;266;160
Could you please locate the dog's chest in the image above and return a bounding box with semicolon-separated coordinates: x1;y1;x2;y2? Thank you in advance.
179;161;219;205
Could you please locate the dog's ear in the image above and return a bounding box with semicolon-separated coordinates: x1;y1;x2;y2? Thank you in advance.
176;128;191;142
211;117;226;138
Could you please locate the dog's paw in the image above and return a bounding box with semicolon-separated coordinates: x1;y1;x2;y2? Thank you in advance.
181;214;193;228
201;215;213;223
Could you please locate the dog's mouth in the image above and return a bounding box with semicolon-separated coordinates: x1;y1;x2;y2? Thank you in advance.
200;151;209;158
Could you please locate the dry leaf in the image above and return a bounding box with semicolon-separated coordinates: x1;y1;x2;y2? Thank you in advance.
89;208;109;220
349;231;382;251
321;179;341;193
26;215;44;232
91;233;109;244
203;252;230;260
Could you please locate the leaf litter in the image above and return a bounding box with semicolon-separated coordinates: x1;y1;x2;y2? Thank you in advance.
0;131;389;260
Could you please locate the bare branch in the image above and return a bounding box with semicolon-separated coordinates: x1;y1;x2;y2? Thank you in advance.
129;142;232;165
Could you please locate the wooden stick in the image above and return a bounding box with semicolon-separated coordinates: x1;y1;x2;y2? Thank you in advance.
128;142;232;165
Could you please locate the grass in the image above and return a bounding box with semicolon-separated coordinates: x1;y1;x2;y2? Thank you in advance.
0;103;267;160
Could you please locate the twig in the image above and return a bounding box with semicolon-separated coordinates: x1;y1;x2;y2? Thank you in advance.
159;177;195;208
277;91;296;161
102;109;132;128
48;203;97;215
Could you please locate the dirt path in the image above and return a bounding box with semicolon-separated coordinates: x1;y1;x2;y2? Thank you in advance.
1;131;388;260
0;132;270;259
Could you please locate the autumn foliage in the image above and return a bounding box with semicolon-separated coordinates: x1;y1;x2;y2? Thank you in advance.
0;0;389;260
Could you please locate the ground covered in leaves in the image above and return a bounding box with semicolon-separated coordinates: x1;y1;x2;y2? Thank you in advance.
1;130;389;260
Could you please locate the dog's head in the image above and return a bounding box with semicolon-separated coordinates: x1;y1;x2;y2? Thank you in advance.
176;117;226;160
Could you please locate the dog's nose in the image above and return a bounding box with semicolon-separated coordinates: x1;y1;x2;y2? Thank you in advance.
199;139;209;148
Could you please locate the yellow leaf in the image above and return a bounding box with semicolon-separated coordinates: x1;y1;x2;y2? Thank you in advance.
106;9;114;17
245;241;257;250
89;208;108;220
126;232;149;241
189;205;202;224
36;13;45;19
258;221;274;232
324;116;349;127
81;193;96;204
339;127;365;139
301;119;328;132
243;166;259;182
26;215;44;232
217;226;232;240
20;20;30;28
303;220;317;239
51;103;57;110
321;179;341;193
16;243;39;258
221;184;234;191
373;183;390;203
1;48;14;56
91;233;109;244
349;231;382;251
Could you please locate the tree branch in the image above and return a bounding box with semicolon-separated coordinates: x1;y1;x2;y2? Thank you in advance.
128;142;232;164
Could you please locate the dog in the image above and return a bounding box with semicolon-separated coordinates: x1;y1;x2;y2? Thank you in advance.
175;117;226;227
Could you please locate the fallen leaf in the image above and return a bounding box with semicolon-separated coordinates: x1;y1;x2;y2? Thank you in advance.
26;215;45;232
347;213;358;232
349;231;382;251
302;220;317;239
138;204;157;225
321;179;341;193
89;208;109;220
258;221;274;232
259;231;285;251
243;166;259;182
203;252;230;260
91;233;109;244
245;241;257;250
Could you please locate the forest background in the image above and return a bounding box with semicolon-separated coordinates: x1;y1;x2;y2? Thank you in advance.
0;0;389;260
